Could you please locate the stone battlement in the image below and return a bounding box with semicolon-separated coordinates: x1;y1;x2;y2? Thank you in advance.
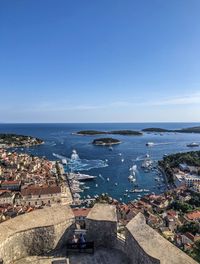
0;204;197;264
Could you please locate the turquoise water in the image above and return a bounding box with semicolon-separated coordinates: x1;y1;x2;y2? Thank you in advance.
1;123;200;202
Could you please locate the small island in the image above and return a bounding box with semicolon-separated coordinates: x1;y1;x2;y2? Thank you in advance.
109;130;142;135
76;130;106;135
142;126;200;134
177;126;200;133
142;128;171;132
0;134;44;148
92;137;121;146
75;130;142;136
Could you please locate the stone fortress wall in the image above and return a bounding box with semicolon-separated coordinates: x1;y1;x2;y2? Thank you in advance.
0;206;75;264
0;203;198;264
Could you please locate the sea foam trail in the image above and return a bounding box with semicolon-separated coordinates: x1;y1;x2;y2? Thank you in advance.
52;153;67;159
153;142;175;146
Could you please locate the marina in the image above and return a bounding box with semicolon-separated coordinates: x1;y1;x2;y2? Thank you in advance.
1;123;200;203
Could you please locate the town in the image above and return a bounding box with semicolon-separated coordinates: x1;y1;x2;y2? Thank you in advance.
0;147;200;262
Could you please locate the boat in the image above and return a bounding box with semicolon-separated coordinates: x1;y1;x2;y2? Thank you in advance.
71;149;79;160
106;177;110;181
128;174;136;182
187;142;199;147
146;142;154;147
83;186;90;190
73;193;81;198
121;158;124;162
141;159;153;169
109;146;113;151
76;173;97;181
129;165;137;171
129;189;150;193
68;172;96;181
62;158;67;165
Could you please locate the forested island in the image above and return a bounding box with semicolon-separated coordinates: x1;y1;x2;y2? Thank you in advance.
142;128;170;132
142;126;200;133
158;151;200;183
76;126;200;136
75;130;142;136
0;134;44;148
92;137;121;146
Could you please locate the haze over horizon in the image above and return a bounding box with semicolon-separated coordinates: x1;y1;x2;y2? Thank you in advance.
1;1;200;123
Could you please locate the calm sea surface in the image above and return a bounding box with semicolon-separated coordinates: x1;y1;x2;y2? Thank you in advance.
1;123;200;202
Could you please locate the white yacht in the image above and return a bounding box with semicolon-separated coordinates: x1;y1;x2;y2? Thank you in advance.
71;149;79;160
68;172;96;181
129;164;137;171
62;159;67;165
141;159;153;169
146;142;154;147
128;174;136;182
187;142;199;147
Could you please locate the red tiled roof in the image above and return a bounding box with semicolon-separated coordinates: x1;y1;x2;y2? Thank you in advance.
72;208;91;218
21;185;61;196
185;232;195;241
2;181;20;185
186;211;200;220
167;210;177;217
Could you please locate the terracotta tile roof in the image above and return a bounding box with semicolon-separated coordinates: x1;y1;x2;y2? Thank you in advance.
72;208;91;218
185;232;195;241
1;181;20;185
167;210;177;217
21;185;61;196
186;210;200;220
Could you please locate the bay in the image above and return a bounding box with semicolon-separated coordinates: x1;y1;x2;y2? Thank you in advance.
0;122;200;202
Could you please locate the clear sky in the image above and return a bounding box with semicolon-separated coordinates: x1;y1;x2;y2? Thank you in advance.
0;0;200;123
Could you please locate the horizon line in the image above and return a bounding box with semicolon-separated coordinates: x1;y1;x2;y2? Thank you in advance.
0;121;200;124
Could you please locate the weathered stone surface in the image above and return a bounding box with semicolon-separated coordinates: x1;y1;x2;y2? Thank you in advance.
68;247;129;264
86;203;117;222
0;204;197;264
14;248;129;264
125;213;198;264
86;203;117;248
0;206;75;264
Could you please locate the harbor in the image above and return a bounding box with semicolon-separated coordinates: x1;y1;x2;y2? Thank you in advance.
2;123;200;203
60;148;168;205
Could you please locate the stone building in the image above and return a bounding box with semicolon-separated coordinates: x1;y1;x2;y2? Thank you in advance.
14;183;73;207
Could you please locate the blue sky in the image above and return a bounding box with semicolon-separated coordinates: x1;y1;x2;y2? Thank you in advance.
0;0;200;122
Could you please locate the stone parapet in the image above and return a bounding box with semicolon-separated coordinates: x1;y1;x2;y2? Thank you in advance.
85;203;117;248
125;213;198;264
0;206;75;264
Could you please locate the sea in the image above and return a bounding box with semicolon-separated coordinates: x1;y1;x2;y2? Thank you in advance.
0;123;200;203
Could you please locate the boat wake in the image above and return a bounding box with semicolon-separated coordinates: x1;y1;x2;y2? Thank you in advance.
53;151;108;172
52;153;66;159
66;158;108;171
154;142;175;146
